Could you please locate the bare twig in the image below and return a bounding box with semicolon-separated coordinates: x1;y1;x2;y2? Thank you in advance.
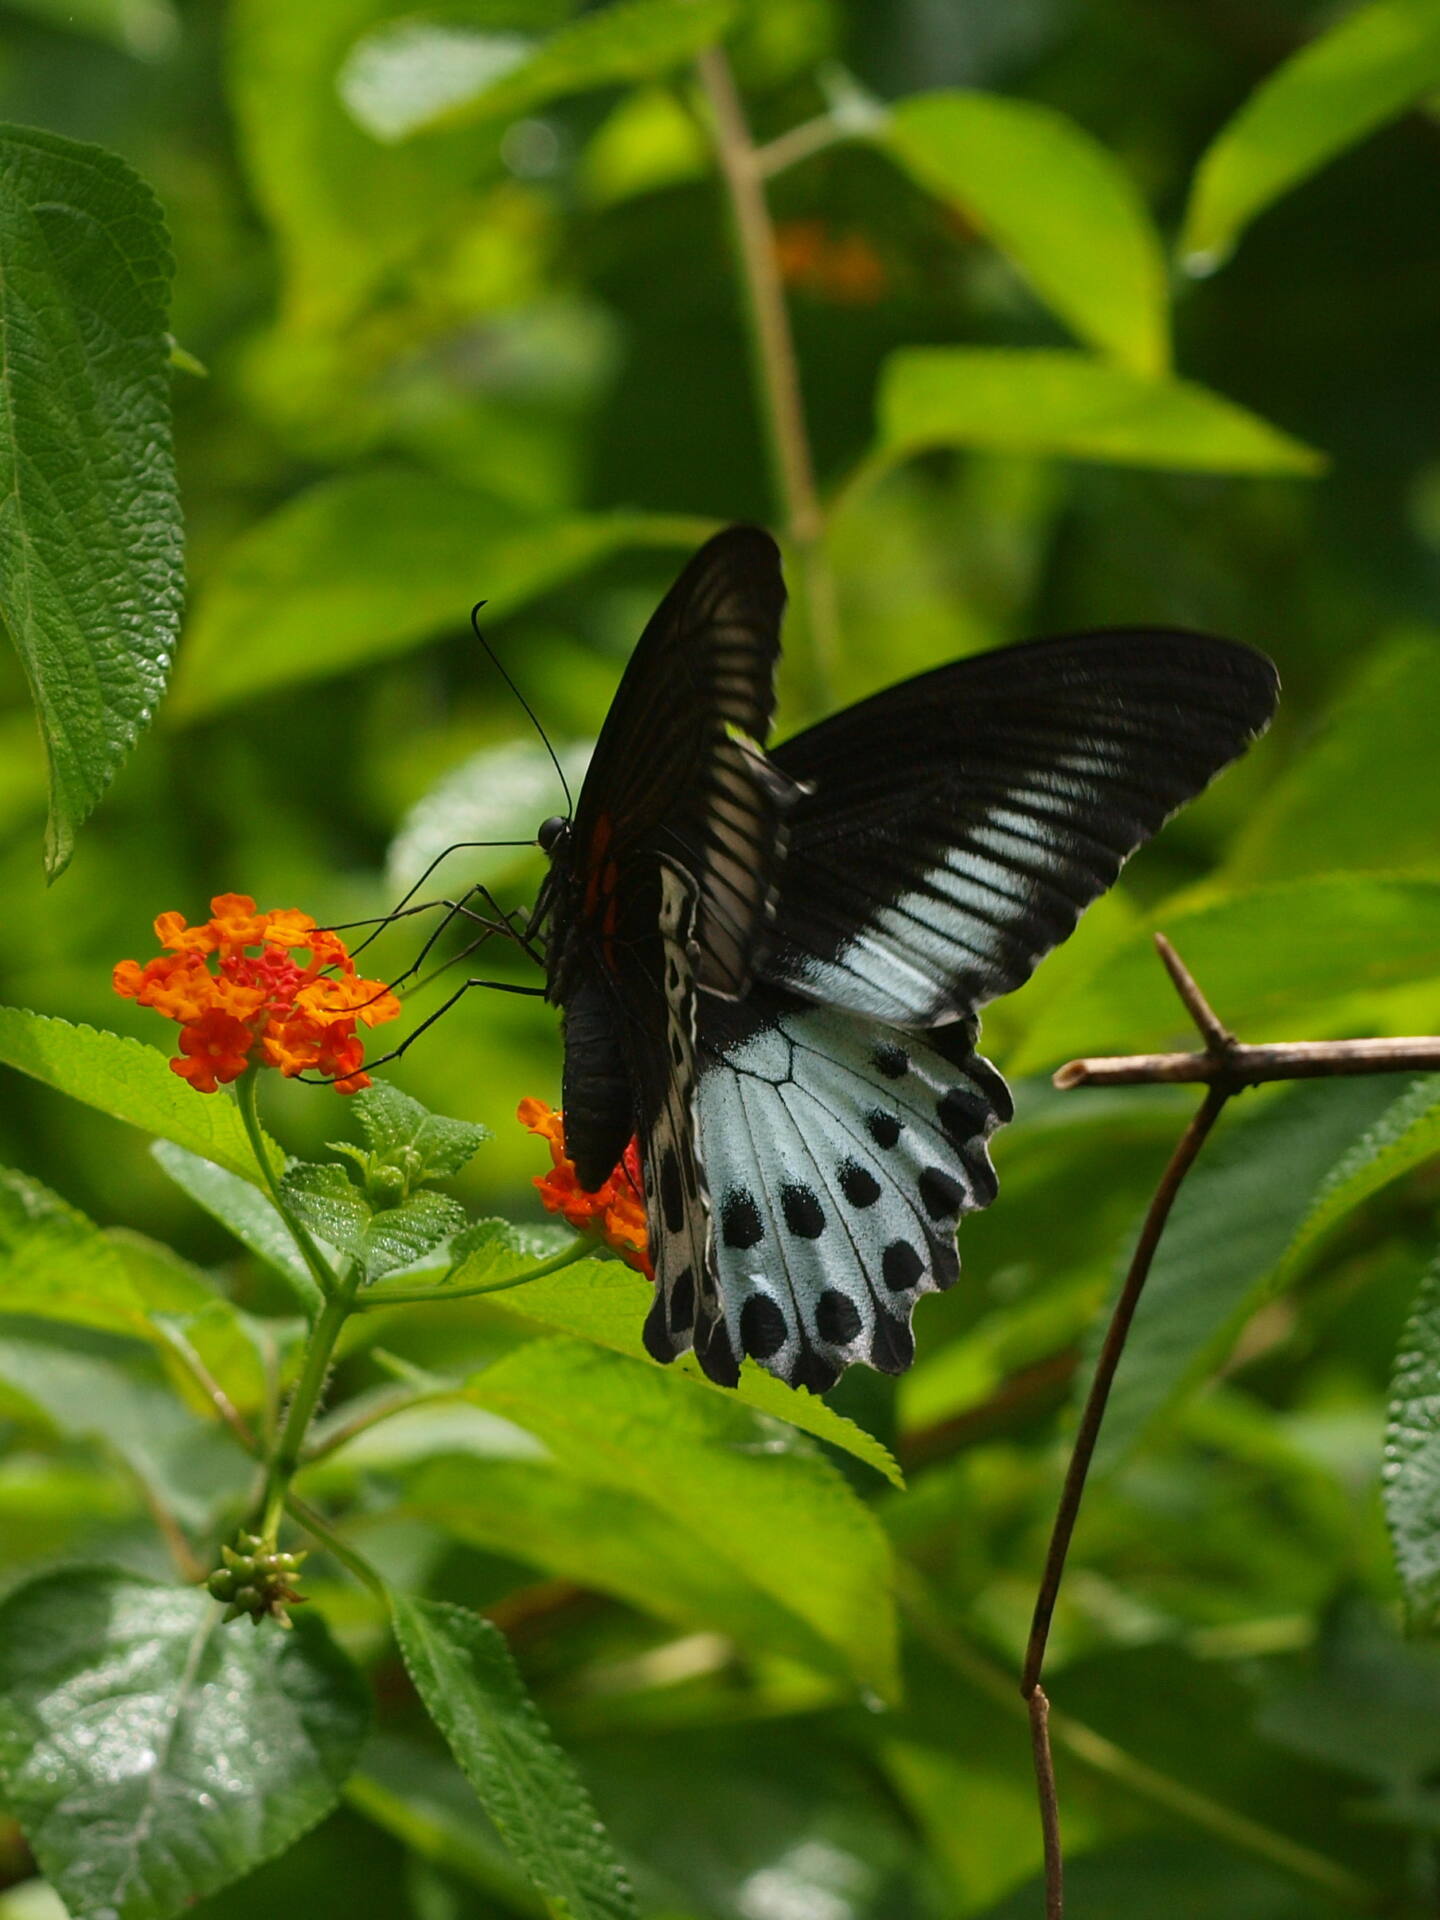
1023;929;1440;1914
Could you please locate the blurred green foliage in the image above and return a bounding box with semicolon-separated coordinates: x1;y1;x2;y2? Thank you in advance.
3;0;1440;1915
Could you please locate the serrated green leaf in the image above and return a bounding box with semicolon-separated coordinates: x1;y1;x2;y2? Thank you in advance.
1181;0;1440;273
363;1192;468;1279
875;347;1323;477
283;1160;373;1249
388;1238;904;1487
341;0;737;143
283;1162;465;1280
0;1167;175;1340
1222;633;1440;884
451;1338;898;1696
347;1079;490;1181
1089;1075;1401;1471
1274;1076;1440;1290
1006;877;1440;1075
885;92;1169;375
0;126;182;878
151;1140;323;1314
171;470;715;717
0;1568;369;1920
0;1007;282;1181
391;1593;636;1920
1386;1256;1440;1630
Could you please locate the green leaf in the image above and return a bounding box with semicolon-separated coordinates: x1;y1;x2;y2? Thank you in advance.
0;1007;281;1182
1274;1076;1440;1289
346;1079;490;1182
1006;877;1440;1075
171;470;715;717
0;1167;197;1341
455;1338;898;1696
1181;0;1440;273
341;0;738;143
875;348;1324;477
150;1140;323;1314
1089;1075;1401;1471
283;1162;465;1280
0;126;182;878
0;1568;369;1920
386;736;591;895
385;1236;904;1487
1223;633;1440;883
885;91;1169;375
390;1593;636;1920
1386;1255;1440;1629
2;0;177;57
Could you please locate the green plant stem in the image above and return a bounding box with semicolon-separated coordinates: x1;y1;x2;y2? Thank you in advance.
257;1259;362;1544
284;1493;388;1599
696;43;840;707
898;1570;1380;1912
234;1069;336;1303
355;1236;594;1310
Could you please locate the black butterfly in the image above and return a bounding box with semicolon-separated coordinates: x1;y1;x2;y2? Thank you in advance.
533;526;1277;1394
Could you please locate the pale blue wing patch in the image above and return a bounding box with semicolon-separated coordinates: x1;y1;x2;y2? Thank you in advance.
694;998;1010;1392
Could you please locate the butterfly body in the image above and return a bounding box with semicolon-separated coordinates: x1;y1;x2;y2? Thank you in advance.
537;526;1278;1393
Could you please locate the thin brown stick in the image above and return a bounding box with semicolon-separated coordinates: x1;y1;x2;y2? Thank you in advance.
1028;1686;1063;1918
1056;1034;1440;1088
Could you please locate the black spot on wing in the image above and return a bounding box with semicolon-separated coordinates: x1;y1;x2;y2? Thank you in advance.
882;1239;923;1292
780;1183;825;1238
741;1292;788;1360
643;1294;676;1363
873;1042;908;1080
866;1108;902;1150
869;1314;915;1375
721;1186;764;1249
659;1146;684;1233
696;1315;740;1387
838;1160;881;1208
920;1166;964;1220
668;1267;695;1334
938;1085;991;1143
816;1289;862;1345
791;1348;842;1395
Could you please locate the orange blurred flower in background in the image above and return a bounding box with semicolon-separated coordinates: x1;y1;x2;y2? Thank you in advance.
114;893;401;1094
517;1098;652;1279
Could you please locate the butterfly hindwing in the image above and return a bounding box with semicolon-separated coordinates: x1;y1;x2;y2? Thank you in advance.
692;989;1012;1391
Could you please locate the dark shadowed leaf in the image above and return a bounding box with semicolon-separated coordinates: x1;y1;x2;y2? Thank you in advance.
1386;1256;1440;1629
0;126;181;877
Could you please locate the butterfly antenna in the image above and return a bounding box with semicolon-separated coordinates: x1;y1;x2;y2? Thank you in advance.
471;601;574;818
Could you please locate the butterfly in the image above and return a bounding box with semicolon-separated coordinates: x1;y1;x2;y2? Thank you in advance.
532;526;1278;1394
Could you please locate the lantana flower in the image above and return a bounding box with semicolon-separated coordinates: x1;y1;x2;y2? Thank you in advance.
114;894;401;1094
517;1098;652;1278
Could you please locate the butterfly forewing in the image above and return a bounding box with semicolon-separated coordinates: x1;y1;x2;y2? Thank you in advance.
761;631;1279;1024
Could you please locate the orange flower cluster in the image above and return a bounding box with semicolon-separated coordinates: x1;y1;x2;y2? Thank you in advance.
517;1098;652;1278
774;220;887;305
114;894;401;1095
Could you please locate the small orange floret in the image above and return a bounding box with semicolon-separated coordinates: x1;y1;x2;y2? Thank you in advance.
518;1100;652;1279
114;895;402;1095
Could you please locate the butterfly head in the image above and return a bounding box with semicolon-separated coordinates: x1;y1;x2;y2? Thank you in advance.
537;815;571;859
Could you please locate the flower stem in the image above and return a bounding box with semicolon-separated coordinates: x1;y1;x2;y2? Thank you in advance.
256;1259;363;1545
355;1236;595;1310
696;44;840;708
234;1069;337;1305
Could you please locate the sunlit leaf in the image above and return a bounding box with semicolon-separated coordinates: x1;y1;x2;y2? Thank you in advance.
386;737;592;896
3;0;177;55
380;1239;904;1485
578;82;710;208
886;91;1169;375
341;0;737;143
1089;1075;1400;1470
172;470;715;717
150;1141;323;1314
1006;877;1440;1075
0;126;181;878
1386;1256;1440;1629
391;1593;636;1920
1181;0;1440;272
875;348;1323;477
0;1008;281;1182
453;1338;899;1696
0;1569;369;1920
